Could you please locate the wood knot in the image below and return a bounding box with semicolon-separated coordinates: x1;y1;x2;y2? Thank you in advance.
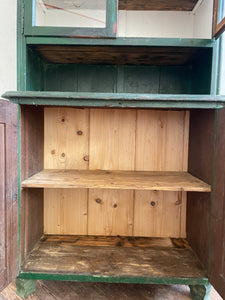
96;198;102;204
150;201;156;207
51;149;56;155
175;200;182;206
61;153;66;157
113;203;118;208
77;130;83;135
61;118;65;122
83;155;89;161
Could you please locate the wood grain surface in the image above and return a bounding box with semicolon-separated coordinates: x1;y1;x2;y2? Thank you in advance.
21;235;206;279
40;108;192;237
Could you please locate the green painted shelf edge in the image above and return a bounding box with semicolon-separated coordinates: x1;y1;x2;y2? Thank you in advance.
18;272;209;285
2;92;225;109
26;36;216;48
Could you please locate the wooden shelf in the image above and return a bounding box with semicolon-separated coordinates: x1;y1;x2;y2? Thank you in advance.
21;235;207;283
3;92;225;109
31;45;209;65
118;0;198;11
21;170;211;192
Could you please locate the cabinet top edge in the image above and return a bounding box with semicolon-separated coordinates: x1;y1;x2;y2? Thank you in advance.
2;92;225;109
3;92;225;101
26;37;216;48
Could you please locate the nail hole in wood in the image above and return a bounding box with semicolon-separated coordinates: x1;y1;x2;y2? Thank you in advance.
83;155;89;161
61;153;66;157
61;118;65;122
77;130;83;135
150;201;156;207
113;204;118;208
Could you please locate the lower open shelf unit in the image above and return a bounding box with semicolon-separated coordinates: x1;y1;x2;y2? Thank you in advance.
20;235;207;285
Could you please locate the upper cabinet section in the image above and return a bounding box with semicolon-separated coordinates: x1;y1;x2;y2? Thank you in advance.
24;0;218;39
24;0;118;37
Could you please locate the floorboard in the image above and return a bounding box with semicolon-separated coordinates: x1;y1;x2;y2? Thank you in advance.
1;281;222;300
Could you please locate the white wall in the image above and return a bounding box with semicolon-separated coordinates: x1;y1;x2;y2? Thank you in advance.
117;11;194;38
0;0;17;96
193;0;213;38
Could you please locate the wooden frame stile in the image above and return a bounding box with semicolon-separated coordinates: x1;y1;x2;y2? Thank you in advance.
0;100;18;291
213;0;225;39
24;0;118;38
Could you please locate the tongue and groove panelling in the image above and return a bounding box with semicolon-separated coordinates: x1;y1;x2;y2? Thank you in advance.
44;108;189;237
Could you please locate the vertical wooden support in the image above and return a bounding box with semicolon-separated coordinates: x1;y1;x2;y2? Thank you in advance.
16;278;37;298
189;284;211;300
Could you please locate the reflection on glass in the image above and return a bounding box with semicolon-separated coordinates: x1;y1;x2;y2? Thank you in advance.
35;0;107;28
218;0;225;23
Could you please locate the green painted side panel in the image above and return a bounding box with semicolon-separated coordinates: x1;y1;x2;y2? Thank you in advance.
18;272;208;286
26;37;215;48
191;48;212;94
26;48;44;91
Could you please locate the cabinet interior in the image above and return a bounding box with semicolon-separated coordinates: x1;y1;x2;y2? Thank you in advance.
20;105;213;282
27;45;212;94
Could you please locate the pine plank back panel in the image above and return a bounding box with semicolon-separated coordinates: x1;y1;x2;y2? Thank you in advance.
44;108;89;234
44;108;189;237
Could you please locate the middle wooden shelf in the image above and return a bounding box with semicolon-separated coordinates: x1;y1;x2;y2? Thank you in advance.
22;169;210;192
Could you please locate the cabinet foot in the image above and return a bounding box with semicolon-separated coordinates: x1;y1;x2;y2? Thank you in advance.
189;284;211;300
16;278;37;298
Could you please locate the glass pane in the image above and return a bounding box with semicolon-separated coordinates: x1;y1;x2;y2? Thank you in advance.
218;0;225;24
35;0;107;28
220;35;225;94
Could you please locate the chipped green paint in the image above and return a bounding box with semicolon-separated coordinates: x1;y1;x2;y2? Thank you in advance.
16;278;37;298
18;272;209;286
189;283;212;300
2;92;225;109
26;36;216;48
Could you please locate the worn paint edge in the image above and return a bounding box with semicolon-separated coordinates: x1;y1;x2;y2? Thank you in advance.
18;272;208;285
24;0;117;38
25;36;215;48
3;99;225;110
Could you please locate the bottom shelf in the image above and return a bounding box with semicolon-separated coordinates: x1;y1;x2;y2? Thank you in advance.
21;235;207;284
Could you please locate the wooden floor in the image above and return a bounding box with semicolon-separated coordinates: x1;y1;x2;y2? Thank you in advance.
0;280;222;300
21;236;206;280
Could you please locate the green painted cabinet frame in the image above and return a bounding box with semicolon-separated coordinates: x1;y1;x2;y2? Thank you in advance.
24;0;118;38
3;0;225;299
